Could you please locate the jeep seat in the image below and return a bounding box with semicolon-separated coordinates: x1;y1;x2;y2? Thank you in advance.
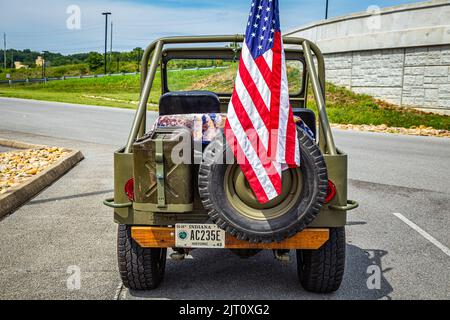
159;91;221;116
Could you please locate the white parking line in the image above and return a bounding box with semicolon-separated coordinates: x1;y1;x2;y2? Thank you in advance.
113;283;124;300
392;212;450;257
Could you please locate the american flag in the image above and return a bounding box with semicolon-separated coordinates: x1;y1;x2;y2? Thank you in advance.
225;0;300;204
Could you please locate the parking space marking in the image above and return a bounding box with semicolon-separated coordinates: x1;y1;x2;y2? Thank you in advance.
113;282;124;300
393;212;450;257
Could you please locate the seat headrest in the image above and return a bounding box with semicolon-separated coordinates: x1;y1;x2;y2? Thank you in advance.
159;91;221;116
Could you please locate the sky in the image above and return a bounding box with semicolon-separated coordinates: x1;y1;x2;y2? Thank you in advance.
0;0;424;54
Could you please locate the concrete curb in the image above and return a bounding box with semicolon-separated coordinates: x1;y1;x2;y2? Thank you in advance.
0;139;47;150
0;140;84;219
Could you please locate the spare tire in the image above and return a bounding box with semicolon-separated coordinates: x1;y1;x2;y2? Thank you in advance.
198;126;328;243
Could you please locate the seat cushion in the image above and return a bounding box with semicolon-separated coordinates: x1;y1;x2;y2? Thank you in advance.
159;91;221;116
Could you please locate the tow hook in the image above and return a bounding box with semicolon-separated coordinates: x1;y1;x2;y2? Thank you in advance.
170;249;186;261
274;250;290;263
170;248;193;261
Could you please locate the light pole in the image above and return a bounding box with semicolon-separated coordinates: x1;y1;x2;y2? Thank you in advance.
102;12;111;75
325;0;329;19
3;33;6;70
110;21;113;68
41;52;46;79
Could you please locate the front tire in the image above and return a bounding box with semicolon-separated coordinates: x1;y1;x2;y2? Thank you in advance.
117;224;167;290
296;227;346;293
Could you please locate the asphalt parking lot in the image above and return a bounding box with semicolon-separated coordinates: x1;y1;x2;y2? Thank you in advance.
0;98;448;300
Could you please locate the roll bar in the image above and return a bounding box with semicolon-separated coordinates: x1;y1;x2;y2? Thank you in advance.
124;35;336;156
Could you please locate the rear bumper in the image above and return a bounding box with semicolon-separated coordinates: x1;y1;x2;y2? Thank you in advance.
131;227;330;250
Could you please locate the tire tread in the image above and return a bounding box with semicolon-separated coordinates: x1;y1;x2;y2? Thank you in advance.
117;224;166;290
297;227;346;293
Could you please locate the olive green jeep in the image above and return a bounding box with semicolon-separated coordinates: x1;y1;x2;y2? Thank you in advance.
104;35;358;293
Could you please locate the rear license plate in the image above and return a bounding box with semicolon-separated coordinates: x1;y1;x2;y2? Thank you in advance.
175;224;225;248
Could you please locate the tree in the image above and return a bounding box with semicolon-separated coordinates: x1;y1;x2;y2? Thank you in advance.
131;47;143;71
86;52;103;71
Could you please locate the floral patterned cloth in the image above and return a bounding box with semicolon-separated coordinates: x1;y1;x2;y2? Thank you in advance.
154;113;227;143
154;113;314;143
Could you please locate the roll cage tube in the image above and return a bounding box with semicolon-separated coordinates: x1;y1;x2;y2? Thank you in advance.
160;47;308;101
124;35;336;155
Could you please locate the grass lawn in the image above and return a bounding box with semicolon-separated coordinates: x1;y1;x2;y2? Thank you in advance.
308;84;450;131
0;74;154;109
0;68;226;110
0;69;449;130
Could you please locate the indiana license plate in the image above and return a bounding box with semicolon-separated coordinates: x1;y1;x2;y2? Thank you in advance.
175;224;225;248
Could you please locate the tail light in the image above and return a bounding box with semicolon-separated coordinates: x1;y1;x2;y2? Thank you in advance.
124;178;135;202
324;180;337;204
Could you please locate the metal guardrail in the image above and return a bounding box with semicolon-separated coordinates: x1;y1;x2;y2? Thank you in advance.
0;72;140;85
0;66;230;85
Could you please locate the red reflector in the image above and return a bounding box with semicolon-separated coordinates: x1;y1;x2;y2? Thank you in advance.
124;178;134;202
325;180;337;204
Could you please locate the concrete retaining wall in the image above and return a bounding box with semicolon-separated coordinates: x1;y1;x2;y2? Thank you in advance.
286;0;450;114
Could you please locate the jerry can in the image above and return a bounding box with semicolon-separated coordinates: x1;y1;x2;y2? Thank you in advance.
133;127;193;212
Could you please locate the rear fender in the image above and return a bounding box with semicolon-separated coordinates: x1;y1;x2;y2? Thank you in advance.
113;149;134;224
309;150;349;227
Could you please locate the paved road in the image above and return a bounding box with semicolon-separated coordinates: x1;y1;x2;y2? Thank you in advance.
0;97;449;300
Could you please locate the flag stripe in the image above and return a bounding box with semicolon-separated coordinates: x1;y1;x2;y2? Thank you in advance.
263;50;273;72
225;121;270;203
238;61;271;132
241;44;271;111
227;104;279;199
231;92;282;186
278;37;298;166
268;32;283;161
255;54;273;90
285;107;298;166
